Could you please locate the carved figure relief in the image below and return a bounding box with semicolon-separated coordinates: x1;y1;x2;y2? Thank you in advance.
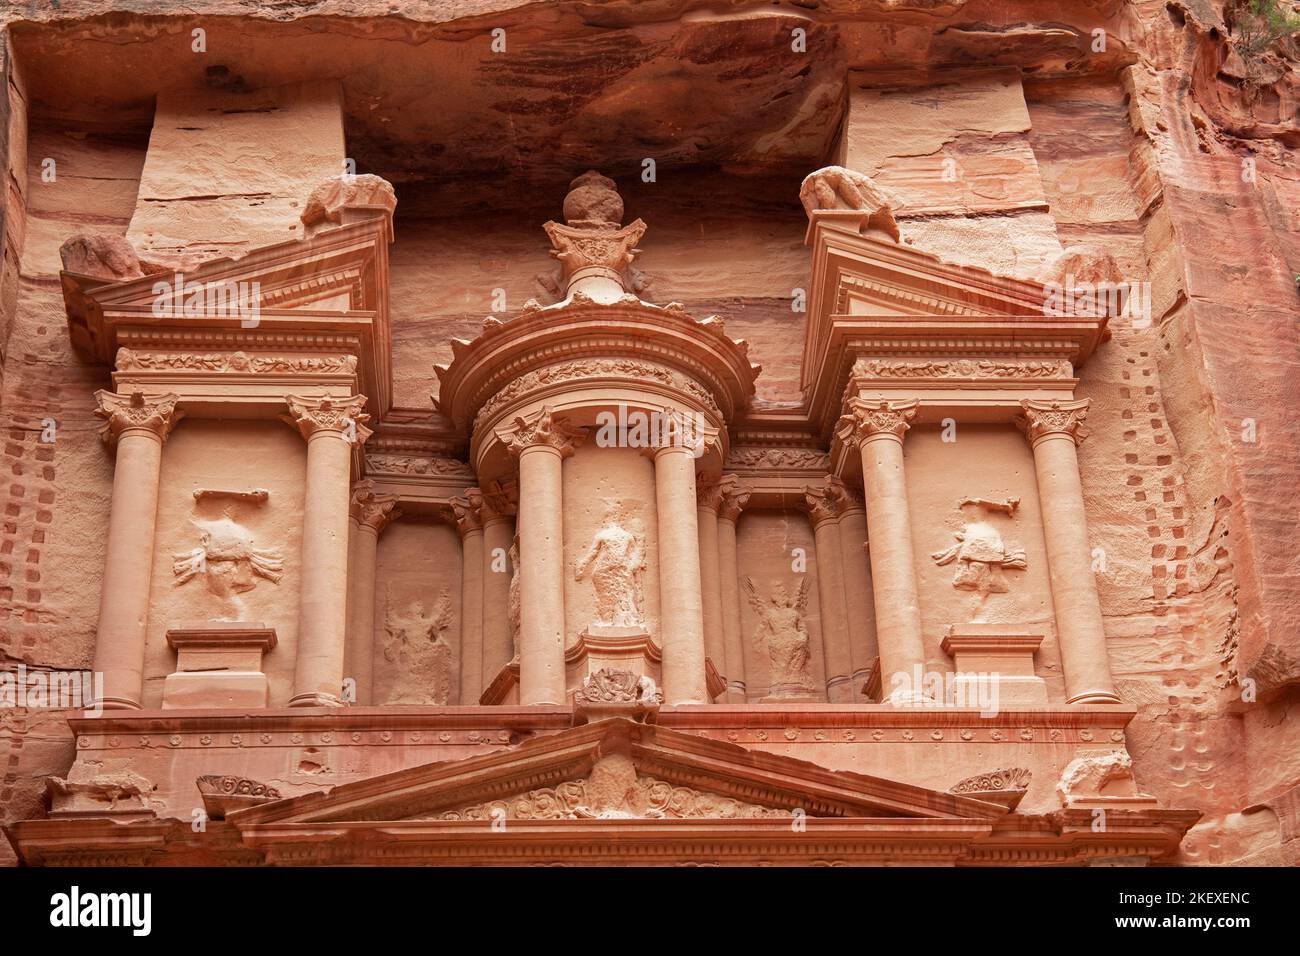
507;533;521;661
931;497;1027;597
172;515;284;619
574;514;646;629
382;586;455;705
743;577;815;696
435;753;791;821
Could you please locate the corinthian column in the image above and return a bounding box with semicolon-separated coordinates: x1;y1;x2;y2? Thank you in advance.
826;476;878;696
285;394;371;707
451;489;485;705
804;483;853;702
346;480;399;706
91;391;183;710
499;407;585;705
649;414;709;705
695;475;727;686
479;480;517;689
838;398;930;704
1018;399;1120;704
716;477;750;702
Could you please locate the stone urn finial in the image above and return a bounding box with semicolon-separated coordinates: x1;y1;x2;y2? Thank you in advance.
562;170;624;228
544;171;646;304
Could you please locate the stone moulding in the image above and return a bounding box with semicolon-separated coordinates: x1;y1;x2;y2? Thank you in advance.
196;775;283;819
433;298;757;470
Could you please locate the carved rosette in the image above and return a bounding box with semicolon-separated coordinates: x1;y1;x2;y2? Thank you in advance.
837;397;920;447
351;480;401;534
498;406;586;460
449;488;485;537
1016;398;1090;446
285;394;372;446
717;476;751;523
94;390;183;446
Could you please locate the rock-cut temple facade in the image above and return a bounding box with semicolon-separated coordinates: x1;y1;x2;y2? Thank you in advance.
0;0;1297;866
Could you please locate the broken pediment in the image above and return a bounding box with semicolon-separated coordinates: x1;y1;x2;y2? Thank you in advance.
60;194;396;413
227;717;1009;828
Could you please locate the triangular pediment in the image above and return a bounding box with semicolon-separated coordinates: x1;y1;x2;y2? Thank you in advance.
229;718;1008;827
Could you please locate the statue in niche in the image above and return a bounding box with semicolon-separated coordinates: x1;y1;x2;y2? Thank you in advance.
931;497;1027;597
382;586;454;705
743;577;815;696
574;512;646;629
507;533;521;662
172;514;283;619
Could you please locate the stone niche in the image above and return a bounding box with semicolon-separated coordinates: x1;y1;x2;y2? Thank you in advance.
372;517;463;706
903;423;1066;704
143;420;305;709
735;509;827;702
561;442;662;647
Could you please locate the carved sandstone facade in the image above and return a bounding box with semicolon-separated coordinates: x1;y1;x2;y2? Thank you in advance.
1;1;1296;867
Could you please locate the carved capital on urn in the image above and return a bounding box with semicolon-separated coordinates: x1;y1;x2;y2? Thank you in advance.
1016;398;1090;447
284;394;372;446
94;390;183;447
450;488;486;537
837;397;919;448
498;406;587;460
543;171;646;298
351;480;401;535
717;475;751;523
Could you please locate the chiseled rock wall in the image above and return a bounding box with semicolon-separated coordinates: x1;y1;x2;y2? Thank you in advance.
0;0;1296;866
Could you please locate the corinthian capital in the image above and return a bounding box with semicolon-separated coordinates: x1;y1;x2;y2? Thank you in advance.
351;480;401;533
717;475;750;522
450;488;486;536
94;390;183;446
802;483;841;528
837;398;919;447
285;394;372;445
498;406;586;459
824;475;864;515
1016;399;1090;446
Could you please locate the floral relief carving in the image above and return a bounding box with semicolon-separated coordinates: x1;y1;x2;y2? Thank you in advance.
382;586;455;705
948;767;1031;795
116;348;358;375
476;359;719;432
434;753;790;821
365;455;474;478
744;577;815;697
854;358;1071;379
725;447;830;471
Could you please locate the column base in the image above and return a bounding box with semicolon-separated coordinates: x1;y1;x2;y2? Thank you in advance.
1067;690;1123;705
288;692;346;708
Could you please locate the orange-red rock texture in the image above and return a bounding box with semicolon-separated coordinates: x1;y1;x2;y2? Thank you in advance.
0;0;1297;865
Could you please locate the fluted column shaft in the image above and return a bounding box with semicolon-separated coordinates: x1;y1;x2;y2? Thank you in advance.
716;479;750;703
1019;399;1120;704
500;408;584;705
841;398;929;703
287;395;370;707
91;391;182;710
